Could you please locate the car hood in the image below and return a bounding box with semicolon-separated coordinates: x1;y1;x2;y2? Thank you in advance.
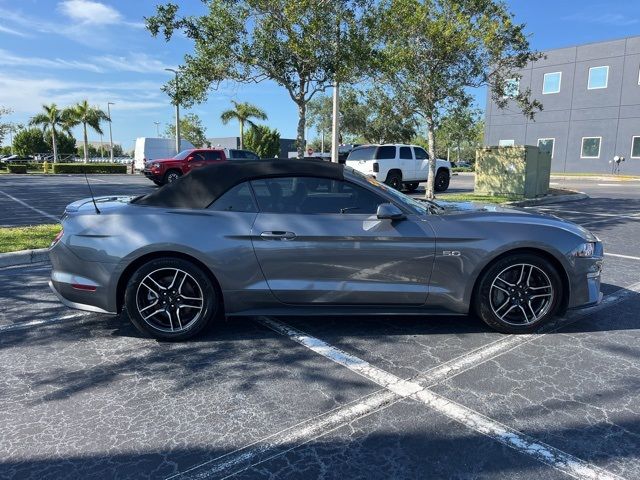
433;201;597;241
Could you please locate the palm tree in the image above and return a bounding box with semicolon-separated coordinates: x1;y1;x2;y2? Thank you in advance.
29;104;73;163
220;101;267;149
67;100;110;163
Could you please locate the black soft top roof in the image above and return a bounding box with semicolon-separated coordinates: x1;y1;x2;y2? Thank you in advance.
133;159;345;209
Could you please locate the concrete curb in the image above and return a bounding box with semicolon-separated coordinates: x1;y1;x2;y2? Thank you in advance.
505;191;589;207
550;175;640;181
0;248;49;268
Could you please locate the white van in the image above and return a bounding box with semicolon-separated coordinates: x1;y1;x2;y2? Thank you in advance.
134;138;195;171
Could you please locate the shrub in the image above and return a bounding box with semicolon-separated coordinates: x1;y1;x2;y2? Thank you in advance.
7;164;27;174
51;163;127;174
452;166;474;173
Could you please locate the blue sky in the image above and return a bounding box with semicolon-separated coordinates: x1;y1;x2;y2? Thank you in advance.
0;0;639;151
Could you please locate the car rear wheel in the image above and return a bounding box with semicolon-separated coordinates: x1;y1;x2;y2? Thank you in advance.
385;171;402;190
404;182;419;193
434;169;450;192
124;258;219;341
474;253;562;334
164;170;181;184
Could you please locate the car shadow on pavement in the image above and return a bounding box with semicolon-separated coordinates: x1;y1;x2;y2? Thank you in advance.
1;420;639;480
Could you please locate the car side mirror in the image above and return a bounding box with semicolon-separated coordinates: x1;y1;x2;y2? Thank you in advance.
186;155;194;161
376;203;405;221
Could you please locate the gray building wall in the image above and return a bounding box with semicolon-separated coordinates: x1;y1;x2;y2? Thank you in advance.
485;36;640;174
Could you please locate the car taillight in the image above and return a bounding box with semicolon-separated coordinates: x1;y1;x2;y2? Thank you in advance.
51;228;64;248
373;162;379;173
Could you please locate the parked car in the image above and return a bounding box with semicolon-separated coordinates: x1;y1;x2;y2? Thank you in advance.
346;144;451;192
454;160;472;168
225;149;260;160
143;148;227;185
49;160;603;341
134;137;195;171
0;154;34;163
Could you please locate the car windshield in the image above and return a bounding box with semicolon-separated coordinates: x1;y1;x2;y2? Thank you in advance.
173;149;193;160
345;167;438;215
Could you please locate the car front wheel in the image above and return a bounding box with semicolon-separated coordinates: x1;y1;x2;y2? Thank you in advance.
434;169;450;192
164;170;182;184
474;253;562;334
124;258;219;340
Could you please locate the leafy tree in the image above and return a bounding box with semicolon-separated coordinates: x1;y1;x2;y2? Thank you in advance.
244;125;281;158
0;145;11;156
47;131;76;156
307;87;417;145
13;127;49;156
434;105;484;162
0;106;12;145
379;0;542;198
165;113;208;147
220;102;266;149
29;104;74;162
66;100;109;163
146;0;378;158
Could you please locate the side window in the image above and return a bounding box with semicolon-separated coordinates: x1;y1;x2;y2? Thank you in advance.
250;177;384;214
376;146;396;160
244;151;260;160
400;146;413;159
204;151;223;162
191;152;205;162
414;147;429;160
208;182;257;212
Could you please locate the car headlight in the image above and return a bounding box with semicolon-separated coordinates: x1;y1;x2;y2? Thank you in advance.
151;163;160;169
572;242;596;257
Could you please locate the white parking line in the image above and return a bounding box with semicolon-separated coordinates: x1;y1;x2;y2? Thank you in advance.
258;318;622;480
0;189;60;222
605;252;640;261
533;208;640;219
177;282;640;479
597;184;623;187
0;312;89;333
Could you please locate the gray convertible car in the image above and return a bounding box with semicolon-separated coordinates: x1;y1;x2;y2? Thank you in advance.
49;160;603;340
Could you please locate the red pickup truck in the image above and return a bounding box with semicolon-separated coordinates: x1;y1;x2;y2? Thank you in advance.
143;148;227;185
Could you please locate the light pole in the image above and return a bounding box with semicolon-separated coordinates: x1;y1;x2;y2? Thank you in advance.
165;68;181;153
154;122;161;137
107;102;115;162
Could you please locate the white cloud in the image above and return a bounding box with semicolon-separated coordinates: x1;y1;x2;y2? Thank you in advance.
0;24;29;37
0;49;103;72
58;0;122;26
97;53;174;73
0;75;168;114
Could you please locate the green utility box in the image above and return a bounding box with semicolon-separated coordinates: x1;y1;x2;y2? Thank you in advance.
475;145;551;198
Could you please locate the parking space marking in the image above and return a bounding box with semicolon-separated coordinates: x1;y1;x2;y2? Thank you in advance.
605;252;640;261
532;208;640;219
0;189;60;222
0;312;89;333
258;318;622;480
175;283;640;479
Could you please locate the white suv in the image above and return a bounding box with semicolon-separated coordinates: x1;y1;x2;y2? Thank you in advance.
345;144;451;192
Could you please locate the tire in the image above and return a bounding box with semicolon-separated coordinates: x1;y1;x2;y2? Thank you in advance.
164;170;182;184
434;169;450;192
404;182;419;193
474;253;562;334
385;171;402;190
124;257;219;341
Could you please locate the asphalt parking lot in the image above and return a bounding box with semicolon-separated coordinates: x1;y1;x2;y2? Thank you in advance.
1;173;640;479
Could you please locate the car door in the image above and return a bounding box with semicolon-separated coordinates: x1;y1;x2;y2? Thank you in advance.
250;176;435;305
399;146;415;181
413;146;430;181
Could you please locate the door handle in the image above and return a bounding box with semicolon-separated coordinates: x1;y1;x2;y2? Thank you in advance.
260;231;296;240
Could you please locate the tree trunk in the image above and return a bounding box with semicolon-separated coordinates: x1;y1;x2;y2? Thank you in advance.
83;122;88;163
239;120;244;149
296;101;306;159
425;120;437;200
51;128;58;163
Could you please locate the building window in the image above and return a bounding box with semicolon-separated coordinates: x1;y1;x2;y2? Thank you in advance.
632;137;640;158
581;137;601;158
588;66;609;90
537;138;555;158
503;78;519;98
543;72;562;94
499;139;515;147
